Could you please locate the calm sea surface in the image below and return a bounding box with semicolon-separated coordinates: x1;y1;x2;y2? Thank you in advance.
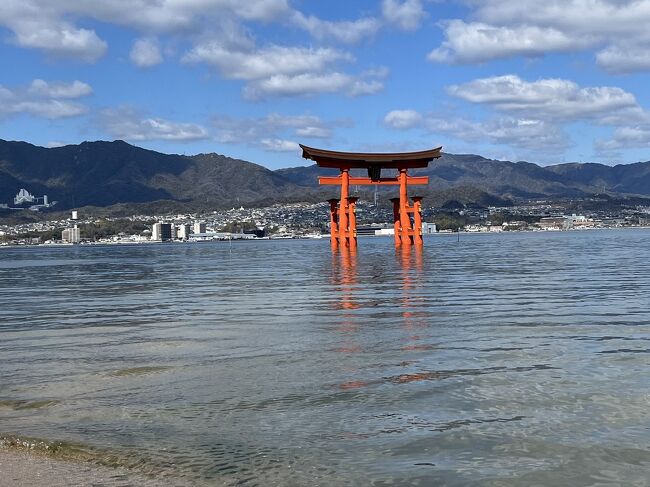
1;230;649;486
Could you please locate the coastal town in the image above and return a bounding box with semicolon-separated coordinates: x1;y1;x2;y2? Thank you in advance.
2;188;649;246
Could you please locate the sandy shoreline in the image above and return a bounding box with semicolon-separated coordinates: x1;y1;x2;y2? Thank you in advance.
0;449;188;487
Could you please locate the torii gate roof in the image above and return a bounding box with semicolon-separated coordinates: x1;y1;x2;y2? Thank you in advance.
300;144;442;169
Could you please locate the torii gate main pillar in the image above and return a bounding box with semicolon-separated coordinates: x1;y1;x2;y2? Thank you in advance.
300;145;442;248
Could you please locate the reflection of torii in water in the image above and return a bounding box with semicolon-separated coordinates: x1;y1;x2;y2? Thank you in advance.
330;247;363;363
332;247;359;313
301;145;442;249
331;244;432;391
398;245;428;352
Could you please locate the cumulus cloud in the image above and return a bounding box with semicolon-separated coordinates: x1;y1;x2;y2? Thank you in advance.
382;107;569;152
183;38;385;99
27;79;92;98
290;0;425;43
130;38;163;67
383;109;423;129
443;74;650;156
429;21;584;64
291;12;381;44
596;43;650;74
99;107;209;141
428;116;571;152
229;0;291;21
74;0;292;30
242;72;384;100
0;0;395;61
384;74;650;157
428;0;650;73
0;79;91;119
0;0;398;103
596;126;650;153
214;112;339;152
260;138;301;152
447;75;638;122
382;0;426;31
0;0;429;68
0;0;293;51
0;1;107;61
183;44;352;80
5;100;88;119
295;125;331;138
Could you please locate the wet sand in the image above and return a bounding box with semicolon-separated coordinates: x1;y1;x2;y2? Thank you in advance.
0;449;186;487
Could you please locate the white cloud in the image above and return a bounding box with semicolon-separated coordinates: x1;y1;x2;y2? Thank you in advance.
447;75;638;122
0;0;379;61
130;38;163;67
440;74;650;157
229;0;291;21
382;106;569;153
67;0;292;31
429;21;584;64
471;0;650;34
183;44;352;80
384;109;423;129
291;12;381;44
295;126;331;138
596;43;650;73
259;138;301;152
0;0;293;42
596;126;650;152
290;1;425;44
0;1;107;61
0;0;428;67
428;0;650;73
348;79;384;96
242;72;383;100
183;37;387;99
27;79;92;98
0;79;91;119
214;113;336;148
212;112;356;153
427;116;570;152
99;107;209;141
382;0;426;31
384;74;650;159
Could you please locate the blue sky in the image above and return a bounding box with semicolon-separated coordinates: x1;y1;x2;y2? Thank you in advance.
1;0;650;168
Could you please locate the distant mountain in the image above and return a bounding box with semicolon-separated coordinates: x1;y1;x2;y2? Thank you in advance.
1;139;649;213
277;152;650;203
0;139;316;210
546;161;650;196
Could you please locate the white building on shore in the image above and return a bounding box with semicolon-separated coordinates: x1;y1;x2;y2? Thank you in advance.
193;222;206;234
176;224;191;240
152;222;173;241
62;225;81;243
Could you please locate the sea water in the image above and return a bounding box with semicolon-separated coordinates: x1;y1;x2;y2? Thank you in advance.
1;230;649;485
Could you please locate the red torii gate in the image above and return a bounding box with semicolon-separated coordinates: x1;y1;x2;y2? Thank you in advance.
300;145;442;248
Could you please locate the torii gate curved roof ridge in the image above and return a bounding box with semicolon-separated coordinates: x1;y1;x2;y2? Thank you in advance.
300;144;442;169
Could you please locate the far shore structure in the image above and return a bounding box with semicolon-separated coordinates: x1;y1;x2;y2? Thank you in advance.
301;144;442;248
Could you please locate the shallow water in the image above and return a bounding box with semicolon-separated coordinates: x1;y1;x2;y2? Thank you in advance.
1;231;649;485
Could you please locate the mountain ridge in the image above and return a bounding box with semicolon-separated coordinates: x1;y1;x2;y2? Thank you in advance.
1;139;649;212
